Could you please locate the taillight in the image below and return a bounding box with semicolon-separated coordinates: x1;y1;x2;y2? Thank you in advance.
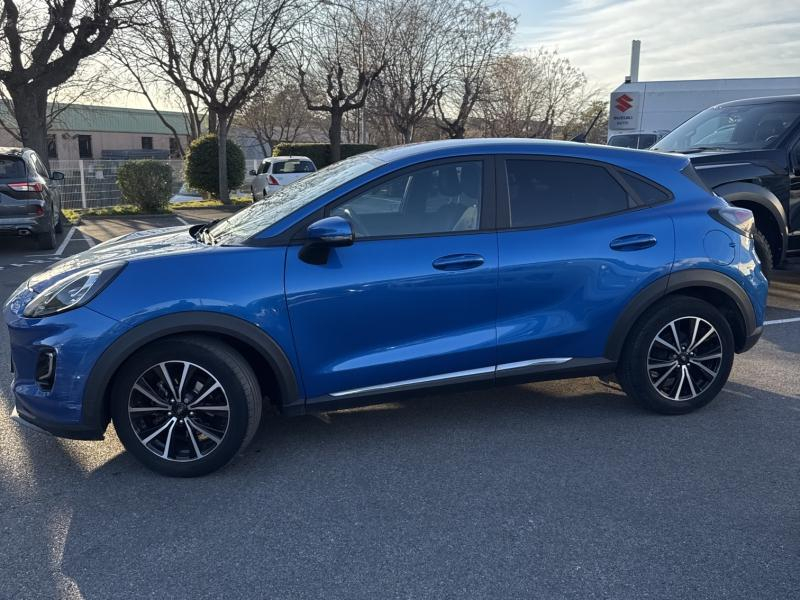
709;206;754;238
267;175;280;186
7;181;43;192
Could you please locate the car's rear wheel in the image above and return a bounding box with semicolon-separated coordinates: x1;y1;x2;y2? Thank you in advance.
54;211;63;234
37;224;56;250
617;297;734;414
111;336;262;477
752;229;773;280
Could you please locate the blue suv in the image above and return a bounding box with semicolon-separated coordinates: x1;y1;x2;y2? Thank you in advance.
5;140;768;476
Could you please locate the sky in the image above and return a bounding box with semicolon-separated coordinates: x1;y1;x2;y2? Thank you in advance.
504;0;800;94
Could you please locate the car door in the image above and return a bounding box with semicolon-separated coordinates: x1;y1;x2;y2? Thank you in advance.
494;156;675;375
284;157;498;402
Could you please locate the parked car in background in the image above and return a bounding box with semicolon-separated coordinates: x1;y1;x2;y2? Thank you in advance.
0;147;64;249
608;130;668;149
249;156;316;200
5;139;767;477
652;95;800;278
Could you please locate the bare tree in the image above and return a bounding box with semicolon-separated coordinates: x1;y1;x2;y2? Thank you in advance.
433;0;515;139
236;82;310;156
0;0;135;164
478;48;587;139
125;0;310;202
295;0;392;162
371;0;461;144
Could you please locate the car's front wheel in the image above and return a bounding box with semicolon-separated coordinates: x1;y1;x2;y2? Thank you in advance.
617;297;734;414
111;336;262;477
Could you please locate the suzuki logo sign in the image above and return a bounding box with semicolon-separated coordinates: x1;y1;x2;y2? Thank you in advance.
615;94;633;113
610;91;642;131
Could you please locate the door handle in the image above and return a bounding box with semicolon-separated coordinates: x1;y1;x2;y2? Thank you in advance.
609;234;657;251
432;253;485;271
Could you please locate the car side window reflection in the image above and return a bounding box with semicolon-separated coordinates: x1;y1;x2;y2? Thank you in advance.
331;161;482;238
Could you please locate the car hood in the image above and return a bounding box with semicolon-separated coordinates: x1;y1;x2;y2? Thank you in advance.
28;225;210;291
685;149;786;189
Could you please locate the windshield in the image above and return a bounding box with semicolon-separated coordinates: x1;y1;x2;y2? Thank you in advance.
653;102;800;153
209;153;383;244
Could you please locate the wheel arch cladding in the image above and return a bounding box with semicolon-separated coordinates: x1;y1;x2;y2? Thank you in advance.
605;270;756;361
714;181;788;263
82;312;300;433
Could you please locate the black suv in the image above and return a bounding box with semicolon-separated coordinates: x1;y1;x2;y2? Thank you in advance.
652;95;800;278
0;147;64;250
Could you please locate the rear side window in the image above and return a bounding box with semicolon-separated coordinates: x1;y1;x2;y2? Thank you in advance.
0;157;25;179
620;172;670;205
506;159;631;228
273;160;315;174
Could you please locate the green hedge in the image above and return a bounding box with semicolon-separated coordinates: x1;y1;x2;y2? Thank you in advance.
185;133;245;198
117;160;172;212
272;143;377;168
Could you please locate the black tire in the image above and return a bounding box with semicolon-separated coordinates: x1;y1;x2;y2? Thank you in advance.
54;212;63;234
753;229;773;280
37;225;56;250
111;336;262;477
617;296;735;415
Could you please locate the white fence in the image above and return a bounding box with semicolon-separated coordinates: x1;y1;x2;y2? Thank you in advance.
50;159;263;209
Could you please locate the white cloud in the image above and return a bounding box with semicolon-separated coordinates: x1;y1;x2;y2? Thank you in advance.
514;0;800;94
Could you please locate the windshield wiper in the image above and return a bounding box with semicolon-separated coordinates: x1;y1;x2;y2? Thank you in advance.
680;146;733;154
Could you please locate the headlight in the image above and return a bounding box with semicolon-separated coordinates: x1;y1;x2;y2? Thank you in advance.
23;262;126;318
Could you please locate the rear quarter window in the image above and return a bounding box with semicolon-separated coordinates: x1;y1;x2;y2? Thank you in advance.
0;157;25;179
619;172;671;205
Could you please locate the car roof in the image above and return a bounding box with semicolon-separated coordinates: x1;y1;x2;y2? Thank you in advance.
713;94;800;107
263;156;313;162
367;138;688;170
0;147;28;158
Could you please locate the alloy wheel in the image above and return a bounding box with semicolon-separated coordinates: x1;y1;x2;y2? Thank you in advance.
127;361;230;461
646;316;723;401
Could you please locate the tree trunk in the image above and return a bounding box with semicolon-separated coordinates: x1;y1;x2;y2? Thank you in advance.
329;110;343;163
218;117;230;204
10;87;50;167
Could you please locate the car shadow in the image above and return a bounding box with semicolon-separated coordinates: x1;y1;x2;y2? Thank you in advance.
8;377;795;598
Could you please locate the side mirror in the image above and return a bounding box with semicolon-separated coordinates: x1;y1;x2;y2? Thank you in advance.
50;171;65;181
249;169;257;176
300;216;354;264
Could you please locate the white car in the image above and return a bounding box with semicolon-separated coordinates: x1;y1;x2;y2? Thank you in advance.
249;156;316;200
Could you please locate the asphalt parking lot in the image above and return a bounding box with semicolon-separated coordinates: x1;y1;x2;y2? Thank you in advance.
0;215;798;600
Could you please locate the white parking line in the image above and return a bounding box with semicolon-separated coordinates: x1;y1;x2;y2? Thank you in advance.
175;216;189;226
53;226;76;256
764;317;800;326
82;231;96;248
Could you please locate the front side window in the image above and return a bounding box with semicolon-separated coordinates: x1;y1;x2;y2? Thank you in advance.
506;159;631;228
330;161;483;238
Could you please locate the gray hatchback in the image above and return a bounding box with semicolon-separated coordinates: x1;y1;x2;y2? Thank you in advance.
0;147;64;249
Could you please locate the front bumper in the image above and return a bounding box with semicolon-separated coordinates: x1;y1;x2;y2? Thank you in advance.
5;292;129;439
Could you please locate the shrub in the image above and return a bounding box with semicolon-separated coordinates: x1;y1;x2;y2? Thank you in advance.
116;160;172;212
272;143;377;168
185;133;245;197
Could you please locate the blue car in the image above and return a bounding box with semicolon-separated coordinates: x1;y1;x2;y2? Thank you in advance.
5;140;768;476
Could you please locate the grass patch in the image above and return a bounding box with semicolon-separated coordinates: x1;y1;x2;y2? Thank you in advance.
173;197;253;209
63;204;171;223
